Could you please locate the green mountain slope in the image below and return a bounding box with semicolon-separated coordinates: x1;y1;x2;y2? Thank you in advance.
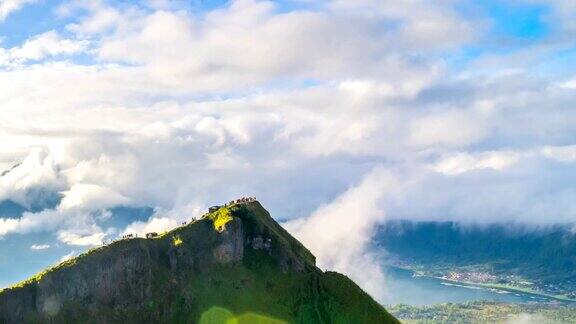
0;201;398;324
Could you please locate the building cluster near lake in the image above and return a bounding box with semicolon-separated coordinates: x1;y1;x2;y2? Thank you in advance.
443;271;496;284
394;261;576;302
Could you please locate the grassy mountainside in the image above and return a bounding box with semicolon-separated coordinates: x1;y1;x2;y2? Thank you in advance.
0;201;398;324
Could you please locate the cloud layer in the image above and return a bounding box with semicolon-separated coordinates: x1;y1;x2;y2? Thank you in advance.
285;167;401;300
2;0;576;297
0;0;36;22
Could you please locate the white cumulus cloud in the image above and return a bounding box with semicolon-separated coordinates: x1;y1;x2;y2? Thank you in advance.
0;0;36;22
285;167;404;300
30;244;50;250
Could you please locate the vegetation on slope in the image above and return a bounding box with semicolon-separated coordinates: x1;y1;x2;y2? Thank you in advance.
0;201;398;324
206;207;234;232
389;301;576;324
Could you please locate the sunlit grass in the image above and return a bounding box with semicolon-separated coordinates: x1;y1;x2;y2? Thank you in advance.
200;306;287;324
1;257;80;293
200;307;235;324
173;235;183;246
206;207;234;232
235;313;288;324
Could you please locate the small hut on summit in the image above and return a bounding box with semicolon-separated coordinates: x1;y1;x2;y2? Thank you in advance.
146;232;158;239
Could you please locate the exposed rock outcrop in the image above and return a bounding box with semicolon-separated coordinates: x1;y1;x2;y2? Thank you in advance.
213;217;244;263
0;201;399;324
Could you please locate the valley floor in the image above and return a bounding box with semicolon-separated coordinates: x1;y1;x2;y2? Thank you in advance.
389;301;576;324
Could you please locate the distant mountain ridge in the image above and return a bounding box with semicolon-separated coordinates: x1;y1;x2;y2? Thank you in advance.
0;201;398;323
377;220;576;286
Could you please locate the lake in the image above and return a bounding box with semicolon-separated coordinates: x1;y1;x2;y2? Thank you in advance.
380;267;556;306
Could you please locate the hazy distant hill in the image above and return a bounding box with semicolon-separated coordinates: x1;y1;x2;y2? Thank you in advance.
0;201;398;324
377;220;576;285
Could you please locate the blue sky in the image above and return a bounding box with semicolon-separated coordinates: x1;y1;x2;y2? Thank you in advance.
2;0;576;300
0;1;565;69
483;1;550;39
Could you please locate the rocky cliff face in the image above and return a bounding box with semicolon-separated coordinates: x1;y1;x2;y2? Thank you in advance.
0;201;398;324
212;217;244;263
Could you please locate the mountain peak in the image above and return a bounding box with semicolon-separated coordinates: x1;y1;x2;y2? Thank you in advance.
0;200;398;323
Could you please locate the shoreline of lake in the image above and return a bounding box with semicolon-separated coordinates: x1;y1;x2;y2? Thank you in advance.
382;266;576;306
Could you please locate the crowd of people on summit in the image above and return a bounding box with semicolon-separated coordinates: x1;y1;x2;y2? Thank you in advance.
225;196;257;206
110;197;258;243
